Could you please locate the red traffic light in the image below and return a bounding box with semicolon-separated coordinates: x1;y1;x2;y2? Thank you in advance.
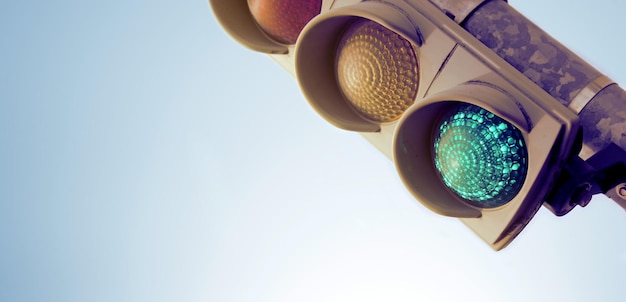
248;0;322;45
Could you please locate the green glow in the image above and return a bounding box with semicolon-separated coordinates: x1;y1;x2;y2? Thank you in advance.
433;104;528;208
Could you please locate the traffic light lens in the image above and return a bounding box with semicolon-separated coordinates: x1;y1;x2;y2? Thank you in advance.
336;19;419;123
248;0;322;45
433;104;528;208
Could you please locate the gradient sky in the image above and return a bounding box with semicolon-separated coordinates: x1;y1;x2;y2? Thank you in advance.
2;1;626;301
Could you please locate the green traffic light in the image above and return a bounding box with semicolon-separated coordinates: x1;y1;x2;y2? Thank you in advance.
433;103;528;208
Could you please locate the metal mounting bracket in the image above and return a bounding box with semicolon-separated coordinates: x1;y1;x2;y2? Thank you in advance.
428;0;506;23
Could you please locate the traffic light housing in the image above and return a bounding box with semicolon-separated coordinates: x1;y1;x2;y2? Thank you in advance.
209;0;625;250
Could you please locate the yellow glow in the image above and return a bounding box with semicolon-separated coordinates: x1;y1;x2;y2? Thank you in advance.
336;19;419;123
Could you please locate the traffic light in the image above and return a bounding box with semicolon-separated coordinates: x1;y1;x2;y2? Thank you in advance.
209;0;626;250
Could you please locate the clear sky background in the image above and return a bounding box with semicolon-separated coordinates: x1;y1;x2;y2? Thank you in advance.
1;0;626;301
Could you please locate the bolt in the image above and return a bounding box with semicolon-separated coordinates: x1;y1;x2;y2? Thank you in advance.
617;183;626;200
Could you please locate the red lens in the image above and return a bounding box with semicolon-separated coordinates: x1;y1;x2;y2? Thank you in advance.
248;0;322;45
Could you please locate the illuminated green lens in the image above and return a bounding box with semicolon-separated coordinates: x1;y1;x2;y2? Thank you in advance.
433;104;528;208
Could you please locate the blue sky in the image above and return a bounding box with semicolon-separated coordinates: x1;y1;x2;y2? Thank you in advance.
1;1;626;301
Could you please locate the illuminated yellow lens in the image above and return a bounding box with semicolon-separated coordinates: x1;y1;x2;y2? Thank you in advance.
336;19;419;123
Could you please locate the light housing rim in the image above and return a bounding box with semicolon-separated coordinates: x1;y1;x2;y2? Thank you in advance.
393;82;530;218
209;0;323;54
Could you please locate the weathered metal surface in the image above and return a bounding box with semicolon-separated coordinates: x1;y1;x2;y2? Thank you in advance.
569;75;614;115
463;0;602;107
463;0;626;155
579;84;626;154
